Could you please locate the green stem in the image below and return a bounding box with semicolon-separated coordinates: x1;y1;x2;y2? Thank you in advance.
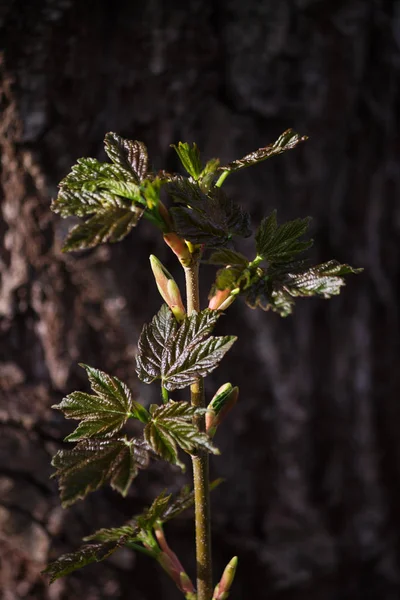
215;170;229;188
184;256;213;600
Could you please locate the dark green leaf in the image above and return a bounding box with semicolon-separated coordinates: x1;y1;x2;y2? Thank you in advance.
160;310;236;390
169;178;251;248
208;249;249;267
136;491;172;530
219;129;307;173
52;365;148;441
172;142;203;180
52;438;150;507
104;132;148;181
84;524;140;543
144;401;219;468
136;304;179;384
255;210;313;263
62;205;143;251
43;541;124;583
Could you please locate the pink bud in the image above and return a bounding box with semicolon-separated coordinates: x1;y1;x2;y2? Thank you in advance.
163;233;192;266
150;255;186;321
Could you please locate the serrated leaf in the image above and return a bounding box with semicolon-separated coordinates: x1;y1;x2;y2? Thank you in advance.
59;157;143;202
104;132;148;181
198;158;220;192
52;365;147;441
208;249;249;267
136;491;172;529
245;260;363;316
84;524;140;543
43;541;124;583
52;438;150;506
160;310;236;390
168;178;251;248
219;129;307;173
144;401;219;468
255;210;313;263
62;204;143;251
281;260;363;297
137;306;234;390
136;304;179;384
172;142;203;180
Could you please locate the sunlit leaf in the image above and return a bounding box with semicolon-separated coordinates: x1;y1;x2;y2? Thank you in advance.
43;541;125;583
104;132;148;181
219;129;307;173
53;365;148;442
52;438;150;507
144;401;219;469
172;142;203;180
136;304;179;384
245;260;363;316
62;205;143;251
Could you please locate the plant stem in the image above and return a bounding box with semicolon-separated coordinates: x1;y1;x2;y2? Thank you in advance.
184;256;213;600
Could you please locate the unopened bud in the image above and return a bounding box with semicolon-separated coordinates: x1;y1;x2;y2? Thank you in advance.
150;255;186;322
206;383;239;437
213;556;238;600
163;233;192;266
179;572;196;595
158;202;174;230
209;288;230;310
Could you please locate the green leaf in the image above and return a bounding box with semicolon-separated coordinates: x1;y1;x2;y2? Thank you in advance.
136;491;172;530
208;249;249;267
58;157;143;202
52;365;148;442
162;478;224;523
245;260;363;316
52;438;150;507
198;158;220;192
219;129;307;173
104;132;148;181
62;204;144;251
255;210;313;263
169;178;251;248
136;304;179;385
43;541;124;583
144;401;219;469
172;142;203;180
84;524;140;543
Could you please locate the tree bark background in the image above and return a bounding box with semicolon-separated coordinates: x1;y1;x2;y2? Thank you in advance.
1;1;399;599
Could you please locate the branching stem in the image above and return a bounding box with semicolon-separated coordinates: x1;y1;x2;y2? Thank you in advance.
184;255;213;600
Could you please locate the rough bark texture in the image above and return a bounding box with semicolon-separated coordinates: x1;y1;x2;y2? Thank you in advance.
1;1;399;598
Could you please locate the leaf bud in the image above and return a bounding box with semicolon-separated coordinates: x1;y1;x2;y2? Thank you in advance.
163;232;192;267
150;255;186;322
206;383;239;437
213;556;238;600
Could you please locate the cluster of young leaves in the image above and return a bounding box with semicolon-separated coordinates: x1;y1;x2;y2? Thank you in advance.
51;133;168;251
51;359;219;507
208;211;362;316
44;480;222;582
167;130;306;249
136;304;237;390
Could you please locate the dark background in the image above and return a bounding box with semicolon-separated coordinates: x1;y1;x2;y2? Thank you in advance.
1;1;399;599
